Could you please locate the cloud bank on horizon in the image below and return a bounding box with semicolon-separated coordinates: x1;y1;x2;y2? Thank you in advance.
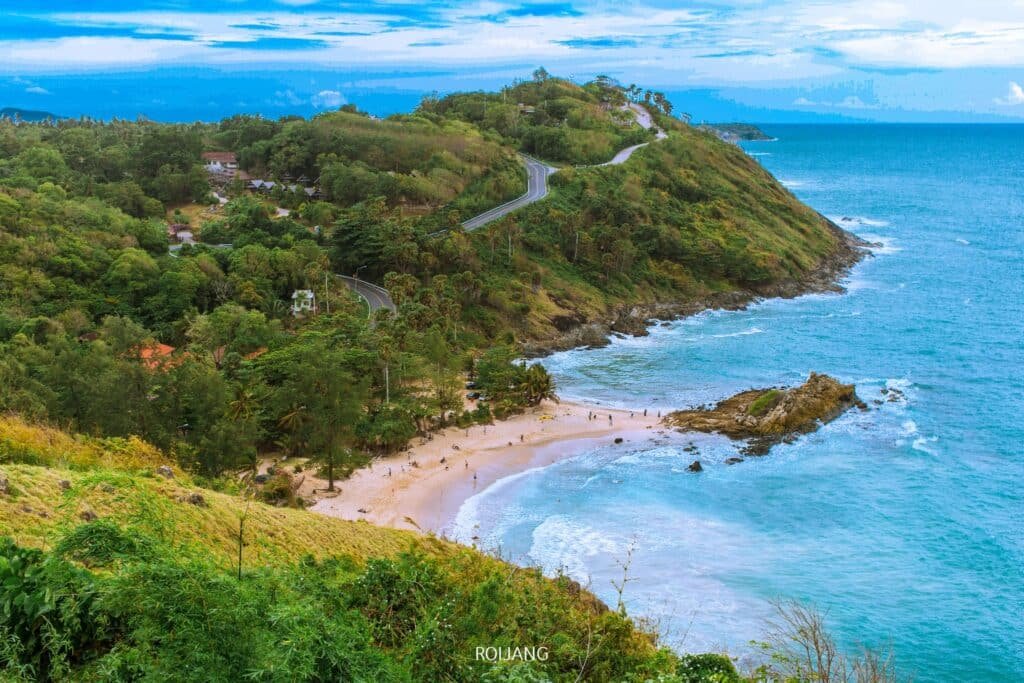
2;0;1024;121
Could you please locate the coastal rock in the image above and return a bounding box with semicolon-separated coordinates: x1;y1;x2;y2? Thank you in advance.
725;457;744;465
664;372;861;455
687;460;703;472
155;465;174;479
0;474;8;495
59;479;71;491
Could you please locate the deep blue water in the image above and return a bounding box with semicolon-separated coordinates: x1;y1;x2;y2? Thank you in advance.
451;125;1024;681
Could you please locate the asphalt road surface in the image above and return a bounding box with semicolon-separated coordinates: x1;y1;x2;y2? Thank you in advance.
336;275;397;314
461;154;557;232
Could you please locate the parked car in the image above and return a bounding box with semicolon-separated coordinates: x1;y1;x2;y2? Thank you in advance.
466;391;481;400
465;381;477;389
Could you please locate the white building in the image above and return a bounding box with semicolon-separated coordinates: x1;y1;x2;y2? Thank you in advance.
291;289;316;316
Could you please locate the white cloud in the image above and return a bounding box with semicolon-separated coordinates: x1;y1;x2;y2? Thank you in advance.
994;81;1024;105
2;1;1024;96
311;89;346;108
273;89;304;106
837;95;875;109
25;85;50;95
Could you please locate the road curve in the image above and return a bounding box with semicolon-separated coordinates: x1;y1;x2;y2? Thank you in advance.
461;154;557;232
461;103;667;228
177;106;666;314
336;275;397;315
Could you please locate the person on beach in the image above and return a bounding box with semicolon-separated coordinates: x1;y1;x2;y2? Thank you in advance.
644;409;648;417
609;414;613;424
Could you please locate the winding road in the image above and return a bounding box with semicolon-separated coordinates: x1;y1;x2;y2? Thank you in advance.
336;275;397;315
348;103;666;311
461;155;558;232
181;104;666;314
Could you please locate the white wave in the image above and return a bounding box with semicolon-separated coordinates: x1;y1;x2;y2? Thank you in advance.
955;238;970;245
528;515;623;582
779;179;807;188
747;152;772;156
710;326;764;339
860;234;901;254
886;378;914;390
901;420;918;436
448;463;552;544
831;215;890;228
912;436;939;455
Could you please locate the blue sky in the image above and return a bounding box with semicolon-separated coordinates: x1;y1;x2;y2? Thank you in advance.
2;0;1024;122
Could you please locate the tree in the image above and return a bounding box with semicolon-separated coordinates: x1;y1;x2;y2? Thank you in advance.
276;343;367;491
520;363;557;406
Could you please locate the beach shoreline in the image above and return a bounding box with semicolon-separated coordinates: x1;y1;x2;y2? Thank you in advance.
310;401;668;534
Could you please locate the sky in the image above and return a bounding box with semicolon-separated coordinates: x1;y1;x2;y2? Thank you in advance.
2;0;1024;122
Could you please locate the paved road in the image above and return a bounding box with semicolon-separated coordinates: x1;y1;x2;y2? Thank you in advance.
596;103;668;166
176;106;665;312
461;154;557;232
336;275;397;314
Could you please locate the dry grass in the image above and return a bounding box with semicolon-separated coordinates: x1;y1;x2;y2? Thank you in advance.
0;415;454;569
0;464;452;569
0;415;168;472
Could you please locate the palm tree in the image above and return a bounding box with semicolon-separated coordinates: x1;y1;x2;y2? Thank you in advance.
520;363;557;406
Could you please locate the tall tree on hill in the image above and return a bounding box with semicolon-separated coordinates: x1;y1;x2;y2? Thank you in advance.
277;343;367;491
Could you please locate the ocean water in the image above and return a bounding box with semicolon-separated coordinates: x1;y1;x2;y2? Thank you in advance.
450;125;1024;681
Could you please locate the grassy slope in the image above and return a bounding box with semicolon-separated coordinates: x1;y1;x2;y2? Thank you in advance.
0;416;451;567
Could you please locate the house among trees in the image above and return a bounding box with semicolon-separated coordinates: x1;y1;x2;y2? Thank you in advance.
201;152;239;177
167;223;194;244
291;289;316;316
134;342;180;371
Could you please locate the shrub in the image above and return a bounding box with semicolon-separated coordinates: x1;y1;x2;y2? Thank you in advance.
747;389;782;417
55;520;154;567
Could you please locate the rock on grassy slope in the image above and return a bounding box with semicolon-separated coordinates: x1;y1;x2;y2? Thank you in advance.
0;416;740;681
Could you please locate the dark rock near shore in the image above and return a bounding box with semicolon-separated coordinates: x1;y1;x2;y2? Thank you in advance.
664;372;862;455
725;457;744;465
687;460;703;472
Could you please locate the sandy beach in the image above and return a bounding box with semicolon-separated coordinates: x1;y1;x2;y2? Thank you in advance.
310;401;668;534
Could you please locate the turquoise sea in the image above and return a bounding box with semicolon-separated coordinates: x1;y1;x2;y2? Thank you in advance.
450;125;1024;681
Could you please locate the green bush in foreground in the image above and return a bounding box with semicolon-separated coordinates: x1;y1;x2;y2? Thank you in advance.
1;531;736;682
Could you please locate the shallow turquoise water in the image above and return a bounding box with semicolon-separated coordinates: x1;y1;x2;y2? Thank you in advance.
451;125;1024;681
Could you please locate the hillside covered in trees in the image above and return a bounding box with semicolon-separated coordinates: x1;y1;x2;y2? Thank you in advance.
0;72;862;679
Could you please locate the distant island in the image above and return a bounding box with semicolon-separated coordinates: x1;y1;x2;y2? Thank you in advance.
702;122;775;142
0;106;58;122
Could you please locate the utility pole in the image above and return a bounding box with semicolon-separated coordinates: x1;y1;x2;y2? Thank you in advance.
324;270;330;314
